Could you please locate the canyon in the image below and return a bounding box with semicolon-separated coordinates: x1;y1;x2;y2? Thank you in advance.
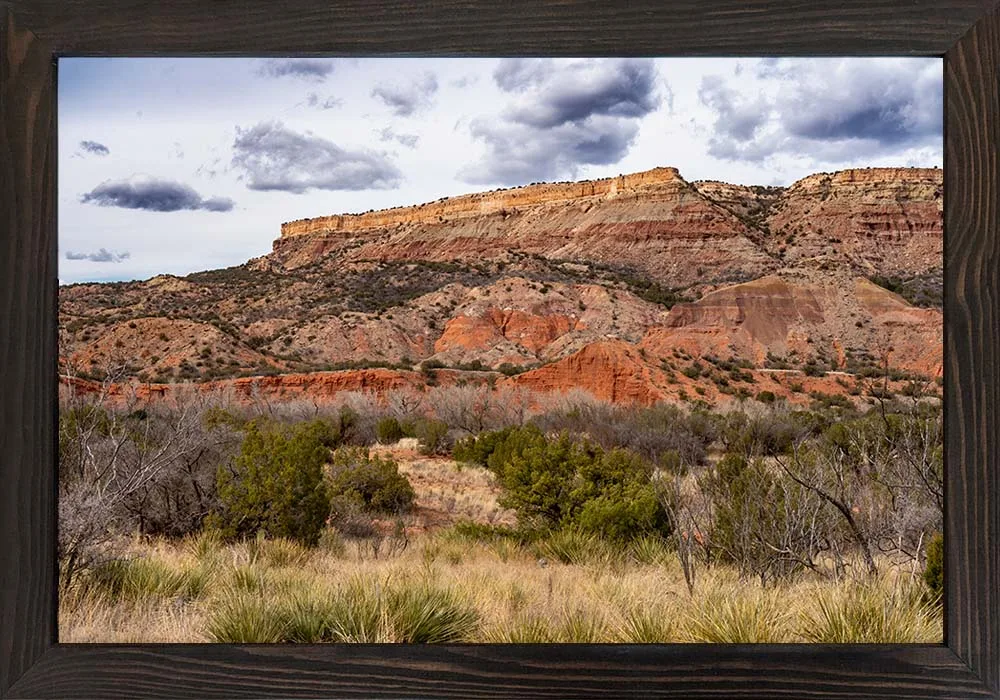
60;165;943;408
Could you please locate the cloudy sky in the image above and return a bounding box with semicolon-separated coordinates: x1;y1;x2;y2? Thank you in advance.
59;57;942;284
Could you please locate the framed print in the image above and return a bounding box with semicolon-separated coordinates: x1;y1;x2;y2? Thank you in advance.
2;1;999;698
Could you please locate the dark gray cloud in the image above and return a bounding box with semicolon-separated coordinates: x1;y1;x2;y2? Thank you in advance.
259;59;335;82
371;72;438;116
493;58;551;91
79;140;110;156
461;58;662;185
698;76;768;142
377;127;419;149
65;248;131;263
306;93;344;110
80;178;235;212
231;121;402;194
702;58;942;164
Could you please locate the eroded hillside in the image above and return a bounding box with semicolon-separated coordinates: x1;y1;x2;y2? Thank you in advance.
59;165;943;406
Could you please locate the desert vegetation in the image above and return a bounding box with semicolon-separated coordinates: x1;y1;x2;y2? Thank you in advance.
59;370;943;643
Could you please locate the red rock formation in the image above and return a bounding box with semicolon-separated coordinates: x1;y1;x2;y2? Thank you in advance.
435;308;579;356
638;272;942;377
767;168;942;277
510;341;669;405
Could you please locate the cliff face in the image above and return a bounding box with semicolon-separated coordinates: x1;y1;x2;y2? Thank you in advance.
280;167;684;237
60;165;943;408
268;166;943;292
639;272;942;376
764;168;942;277
268;166;777;288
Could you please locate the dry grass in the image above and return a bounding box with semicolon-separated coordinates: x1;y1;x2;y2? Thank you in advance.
388;451;517;529
60;529;942;644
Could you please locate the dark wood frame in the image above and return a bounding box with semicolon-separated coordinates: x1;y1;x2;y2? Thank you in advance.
1;1;997;697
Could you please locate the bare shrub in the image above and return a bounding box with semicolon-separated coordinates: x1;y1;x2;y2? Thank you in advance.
59;358;239;588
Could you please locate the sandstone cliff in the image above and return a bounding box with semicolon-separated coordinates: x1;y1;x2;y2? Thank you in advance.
60;165;943;407
267;166;776;288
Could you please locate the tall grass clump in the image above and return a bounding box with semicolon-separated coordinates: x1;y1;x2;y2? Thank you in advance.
923;532;944;604
553;606;610;642
682;584;792;642
799;575;942;643
534;529;617;567
178;562;215;599
483;614;555;643
227;564;270;594
85;557;187;603
388;585;480;643
629;535;673;566
615;605;677;643
205;591;289;643
185;529;224;563
258;537;312;568
281;592;337;643
326;577;390;643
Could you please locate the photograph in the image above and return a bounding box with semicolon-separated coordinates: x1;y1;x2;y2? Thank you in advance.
56;56;944;644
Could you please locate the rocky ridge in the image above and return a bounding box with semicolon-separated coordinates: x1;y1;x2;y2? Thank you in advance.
60;165;943;407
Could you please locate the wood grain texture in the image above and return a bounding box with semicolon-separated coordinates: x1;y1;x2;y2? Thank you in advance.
945;4;1000;693
6;644;994;699
3;0;1000;56
0;0;999;698
0;5;57;696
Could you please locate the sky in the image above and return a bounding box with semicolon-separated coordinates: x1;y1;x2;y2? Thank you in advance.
59;57;942;284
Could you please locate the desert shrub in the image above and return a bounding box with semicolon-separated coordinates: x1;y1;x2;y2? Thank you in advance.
682;362;703;379
483;426;670;540
718;408;804;458
451;426;518;466
532;402;713;467
701;452;823;582
375;416;404;444
415;418;450;456
208;418;336;546
570;448;670;541
328;447;415;515
924;532;944;603
330;401;376;446
809;391;853;411
756;390;776;404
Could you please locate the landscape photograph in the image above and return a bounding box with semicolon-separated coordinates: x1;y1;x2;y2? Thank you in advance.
57;56;944;643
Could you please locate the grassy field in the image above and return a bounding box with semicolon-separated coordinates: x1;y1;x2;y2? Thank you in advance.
60;449;941;644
